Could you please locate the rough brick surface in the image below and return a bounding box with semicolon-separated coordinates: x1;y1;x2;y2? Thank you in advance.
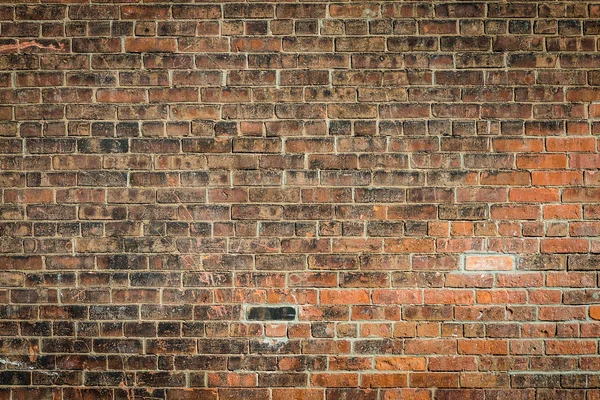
0;1;600;398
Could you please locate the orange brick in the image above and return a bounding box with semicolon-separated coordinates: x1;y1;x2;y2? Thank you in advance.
516;154;568;169
320;290;370;305
375;356;427;371
532;171;583;186
310;373;359;387
590;306;600;320
546;137;596;152
509;188;560;203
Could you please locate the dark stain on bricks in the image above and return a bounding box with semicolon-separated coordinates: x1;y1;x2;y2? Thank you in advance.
247;306;296;321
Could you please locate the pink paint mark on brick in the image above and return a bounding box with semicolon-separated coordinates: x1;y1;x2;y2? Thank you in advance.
464;254;514;271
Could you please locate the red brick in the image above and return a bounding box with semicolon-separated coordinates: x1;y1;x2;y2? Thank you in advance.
532;171;583;186
458;340;508;355
546;340;597;355
410;372;459;388
361;373;408;388
232;38;281;52
272;389;323;400
544;205;582;220
541;239;589;254
96;89;145;103
126;38;176;53
491;205;541;220
372;289;422;304
121;5;170;20
0;1;598;393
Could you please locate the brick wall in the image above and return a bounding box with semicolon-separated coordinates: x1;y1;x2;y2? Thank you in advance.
1;1;600;399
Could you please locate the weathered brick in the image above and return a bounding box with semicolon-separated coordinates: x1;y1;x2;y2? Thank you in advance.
0;1;596;396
